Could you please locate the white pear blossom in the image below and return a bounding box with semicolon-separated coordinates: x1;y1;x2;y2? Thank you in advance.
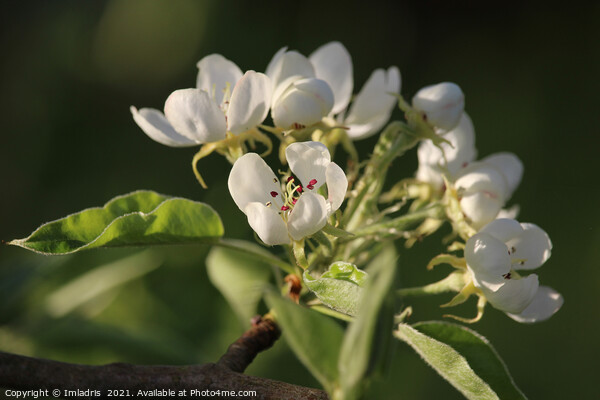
309;41;401;140
228;141;348;245
455;152;523;229
265;48;334;130
465;218;563;323
131;54;272;146
412;82;464;131
415;112;477;188
265;42;401;138
271;77;334;130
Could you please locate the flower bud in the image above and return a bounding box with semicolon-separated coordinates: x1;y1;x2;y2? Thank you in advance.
271;78;334;129
412;82;464;131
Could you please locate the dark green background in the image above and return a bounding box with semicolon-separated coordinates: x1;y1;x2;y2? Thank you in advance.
1;1;598;398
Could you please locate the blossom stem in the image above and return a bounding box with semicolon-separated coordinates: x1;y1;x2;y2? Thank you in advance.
396;271;466;297
343;121;420;231
191;143;218;189
347;204;444;240
215;238;296;275
311;231;333;256
292;240;308;270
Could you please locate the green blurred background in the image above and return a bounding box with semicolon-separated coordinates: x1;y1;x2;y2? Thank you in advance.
0;1;598;398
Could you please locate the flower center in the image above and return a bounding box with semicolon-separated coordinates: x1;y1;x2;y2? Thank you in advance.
263;174;319;221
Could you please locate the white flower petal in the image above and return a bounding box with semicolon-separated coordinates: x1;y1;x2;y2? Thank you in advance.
416;163;445;188
287;192;328;240
481;152;523;199
227;71;272;135
479;218;523;243
345;66;401;140
496;205;520;220
506;286;563;323
265;46;288;80
416;112;477;185
266;50;315;97
196;54;243;105
484;274;539;314
506;223;552;270
130;106;199;147
456;161;510;200
244;202;290;245
465;232;511;291
325;162;348;214
309;41;353;115
460;191;504;229
164;88;227;143
228;153;283;212
286;141;331;190
272;78;334;129
412;82;464;131
420;113;476;168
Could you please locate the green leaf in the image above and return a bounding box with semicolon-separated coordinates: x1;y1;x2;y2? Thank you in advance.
395;322;509;400
303;262;367;317
321;261;368;285
265;291;343;392
206;244;272;327
411;321;527;400
337;245;397;399
8;190;224;254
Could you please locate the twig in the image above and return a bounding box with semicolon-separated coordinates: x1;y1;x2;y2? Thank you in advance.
217;316;280;373
0;317;328;400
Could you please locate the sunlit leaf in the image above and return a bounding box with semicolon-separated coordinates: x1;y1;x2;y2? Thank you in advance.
303;262;368;317
8;190;223;254
409;321;527;400
395;321;514;400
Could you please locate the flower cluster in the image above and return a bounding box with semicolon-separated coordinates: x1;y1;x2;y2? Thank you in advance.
413;82;523;229
131;42;400;149
465;219;562;322
408;82;562;322
130;41;562;325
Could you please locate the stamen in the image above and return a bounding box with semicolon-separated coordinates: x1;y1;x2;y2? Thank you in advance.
281;205;290;211
307;184;314;190
309;179;317;186
503;272;512;280
297;186;303;193
270;191;278;197
292;198;297;205
265;201;272;207
273;178;278;183
287;176;294;183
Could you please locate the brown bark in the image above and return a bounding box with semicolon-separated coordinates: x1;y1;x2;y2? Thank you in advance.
0;317;328;400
